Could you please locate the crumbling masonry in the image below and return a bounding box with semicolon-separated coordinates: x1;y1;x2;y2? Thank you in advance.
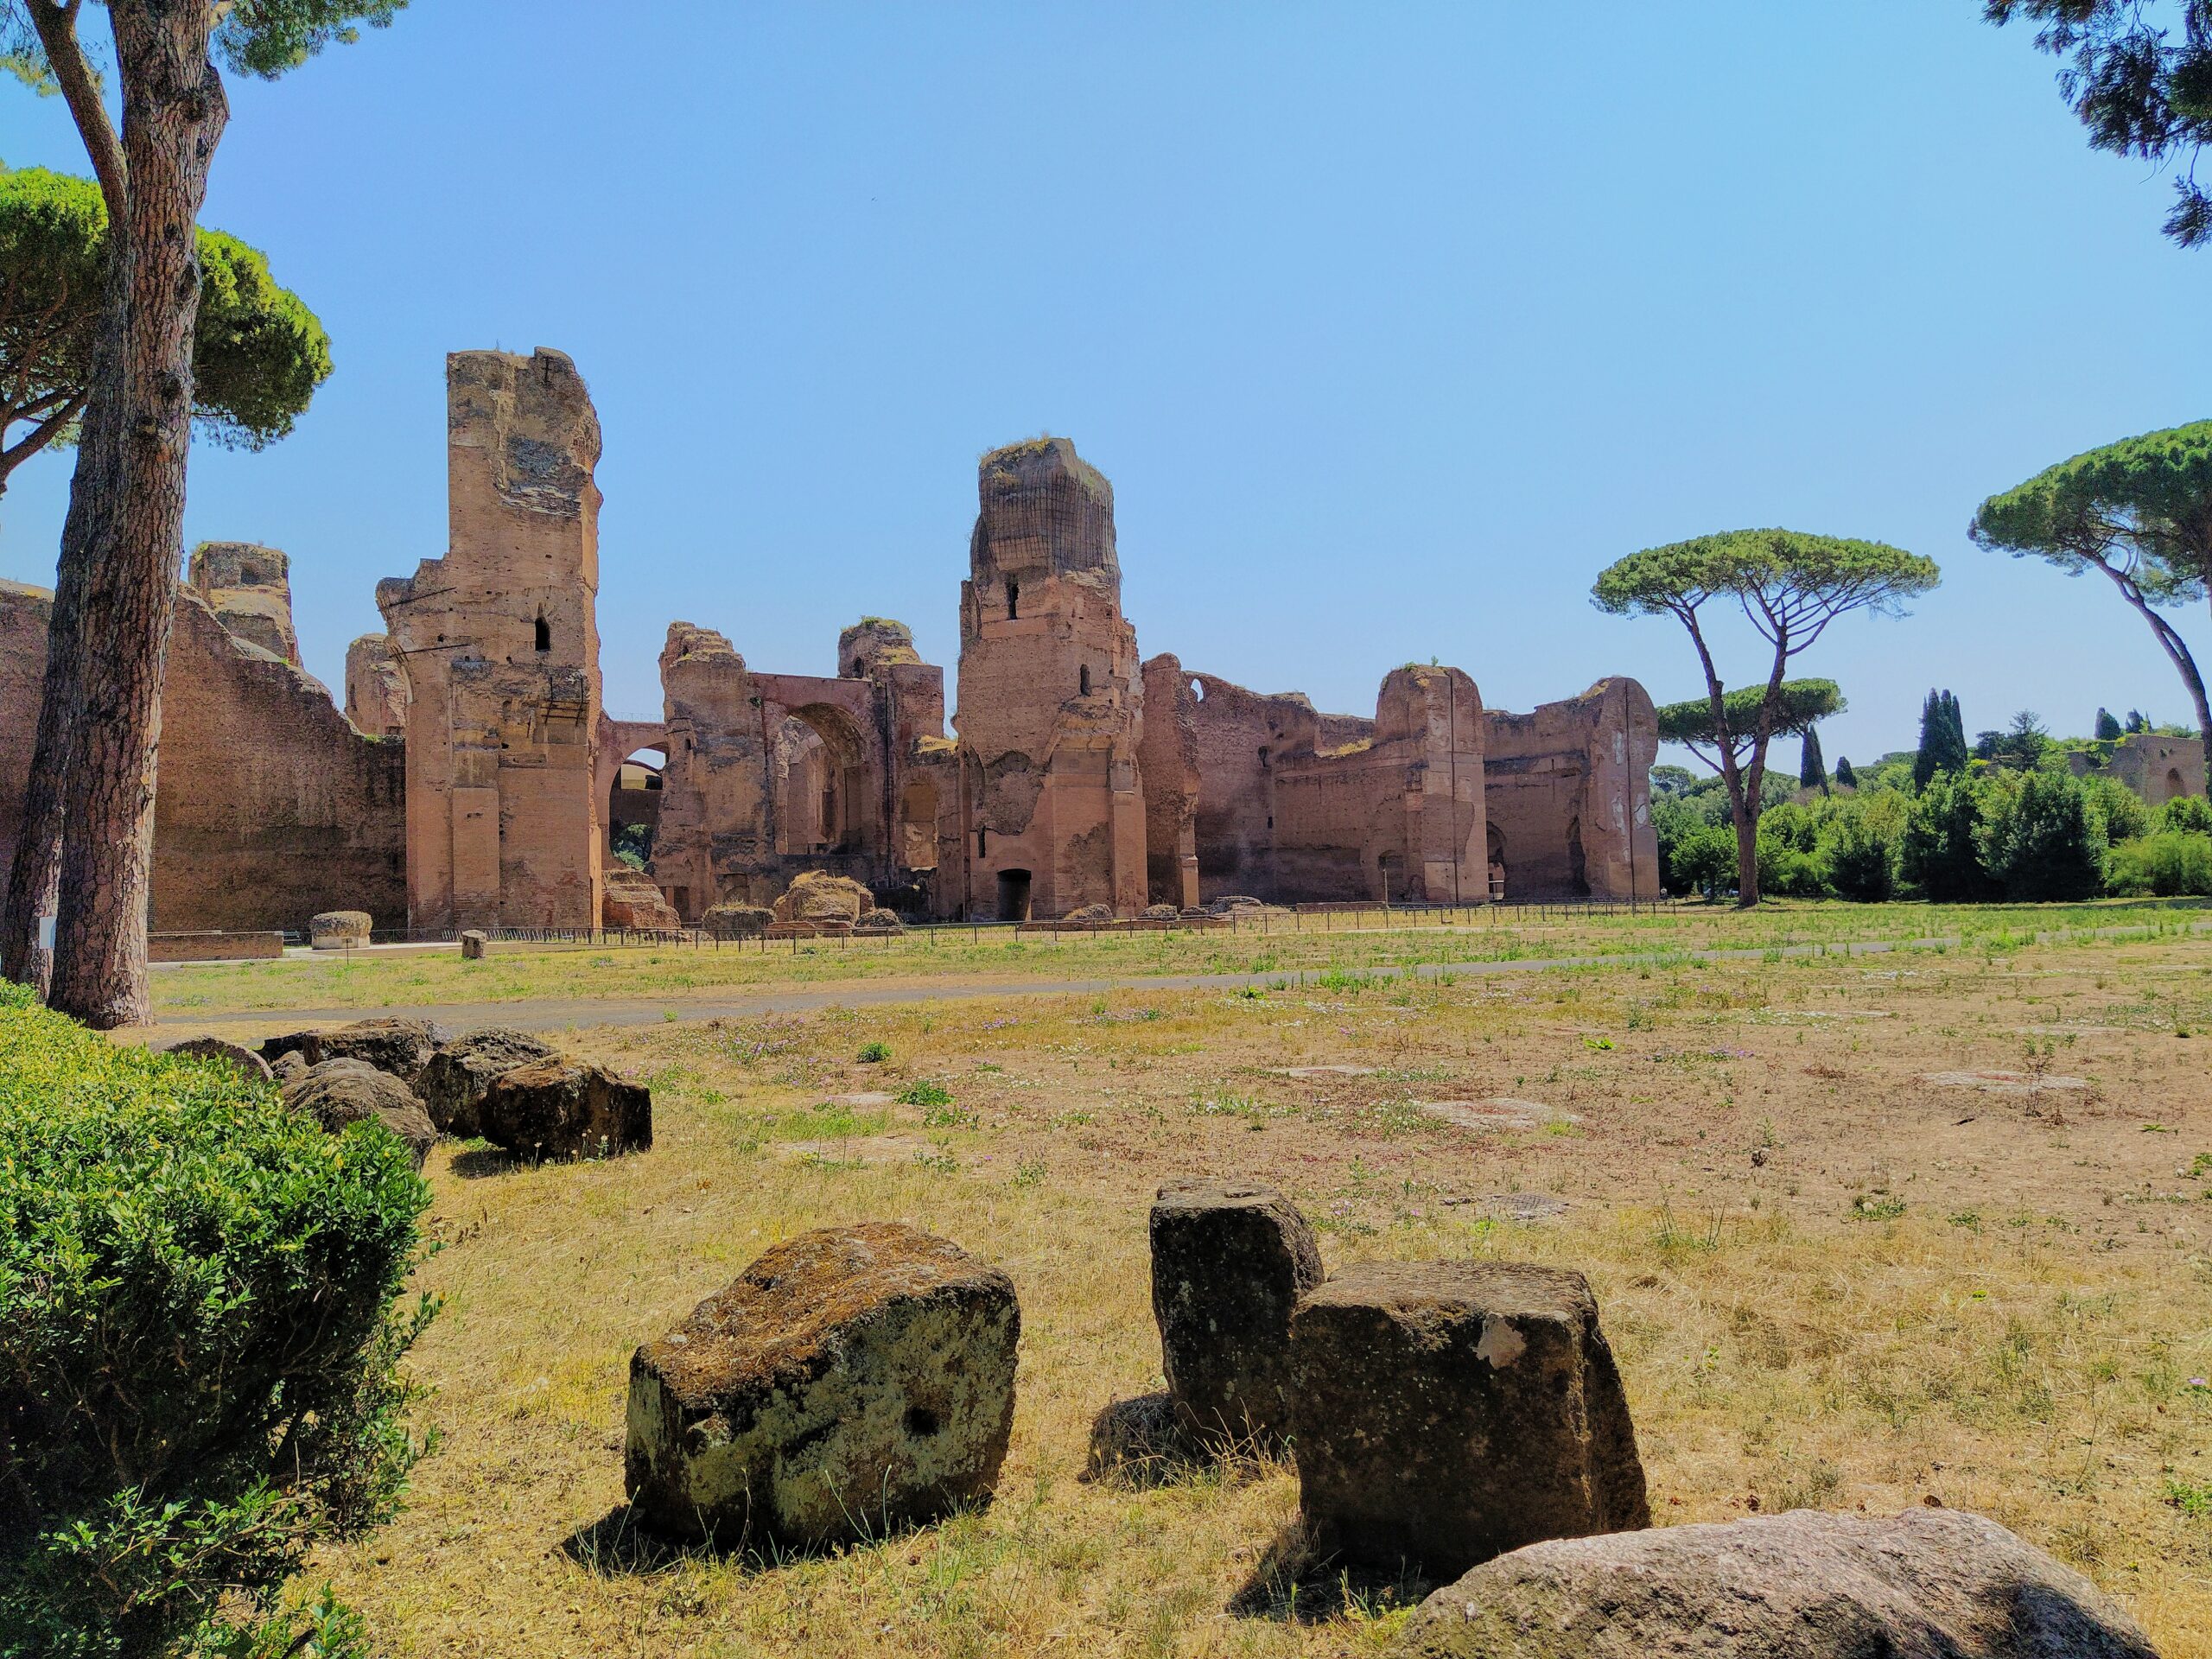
0;351;1660;939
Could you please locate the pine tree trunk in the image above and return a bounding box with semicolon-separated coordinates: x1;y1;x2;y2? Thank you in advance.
42;0;227;1028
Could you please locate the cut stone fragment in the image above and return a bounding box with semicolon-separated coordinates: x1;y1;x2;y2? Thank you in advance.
1289;1261;1648;1580
154;1034;274;1084
416;1027;557;1139
1394;1507;2158;1659
625;1222;1020;1548
262;1016;449;1087
479;1057;652;1160
1150;1179;1323;1445
282;1058;435;1170
310;910;372;950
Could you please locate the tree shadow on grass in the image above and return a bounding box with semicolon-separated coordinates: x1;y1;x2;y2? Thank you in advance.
1081;1391;1281;1491
1225;1516;1433;1625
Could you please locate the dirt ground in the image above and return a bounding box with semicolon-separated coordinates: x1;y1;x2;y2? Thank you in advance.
244;921;2212;1656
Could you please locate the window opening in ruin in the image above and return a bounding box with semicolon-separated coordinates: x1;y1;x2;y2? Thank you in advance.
1567;816;1590;897
1191;678;1204;702
1079;664;1091;696
996;868;1032;922
2169;767;2186;801
534;613;551;652
1006;579;1020;620
852;659;865;677
977;828;988;856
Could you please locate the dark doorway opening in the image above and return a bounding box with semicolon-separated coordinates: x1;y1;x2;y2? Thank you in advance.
1567;816;1590;896
995;868;1032;922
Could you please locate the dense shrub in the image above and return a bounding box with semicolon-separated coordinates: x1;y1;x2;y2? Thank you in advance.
1978;769;2107;902
2082;774;2152;845
1821;799;1903;901
1900;772;2000;902
2107;830;2212;896
1754;804;1829;897
0;983;435;1657
2156;795;2212;837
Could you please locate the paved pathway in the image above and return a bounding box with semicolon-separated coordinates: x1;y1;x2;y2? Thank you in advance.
146;917;2211;1035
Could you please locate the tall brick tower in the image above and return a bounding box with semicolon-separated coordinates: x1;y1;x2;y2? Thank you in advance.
378;349;605;931
950;437;1147;919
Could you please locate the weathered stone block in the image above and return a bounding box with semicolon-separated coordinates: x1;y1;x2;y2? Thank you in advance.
1288;1261;1648;1580
265;1017;449;1088
480;1057;651;1160
459;929;488;959
626;1222;1020;1548
310;911;373;950
702;903;772;938
772;870;872;925
1395;1507;2157;1659
602;864;682;930
282;1059;435;1171
1150;1180;1322;1445
417;1027;557;1139
154;1035;274;1084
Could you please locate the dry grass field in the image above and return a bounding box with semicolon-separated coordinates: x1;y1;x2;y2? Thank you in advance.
168;906;2212;1656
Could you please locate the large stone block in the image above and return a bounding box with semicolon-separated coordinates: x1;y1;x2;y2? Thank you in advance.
416;1027;557;1139
1288;1261;1647;1580
625;1222;1020;1548
1149;1180;1322;1445
480;1057;651;1160
1395;1507;2157;1659
154;1034;274;1084
310;910;372;950
282;1059;435;1171
264;1017;449;1088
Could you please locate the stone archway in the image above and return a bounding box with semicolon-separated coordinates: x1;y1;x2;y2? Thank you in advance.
775;702;875;857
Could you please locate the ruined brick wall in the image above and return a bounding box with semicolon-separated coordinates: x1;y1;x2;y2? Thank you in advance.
345;633;410;738
650;617;948;920
0;577;404;937
152;589;407;931
1138;653;1200;907
652;622;769;918
1184;674;1323;902
188;541;299;664
949;438;1147;919
378;348;605;931
2108;734;2204;804
1481;677;1658;901
1272;666;1486;905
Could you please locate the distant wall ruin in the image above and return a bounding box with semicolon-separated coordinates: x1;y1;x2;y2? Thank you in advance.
378;348;606;931
0;567;405;938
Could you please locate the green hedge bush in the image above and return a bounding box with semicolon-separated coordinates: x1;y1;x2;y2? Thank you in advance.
2107;830;2212;897
0;982;435;1657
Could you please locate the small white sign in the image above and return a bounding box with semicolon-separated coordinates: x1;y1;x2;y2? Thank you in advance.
36;914;55;951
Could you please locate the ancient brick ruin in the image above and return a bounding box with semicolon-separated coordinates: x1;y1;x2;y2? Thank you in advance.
0;349;1661;937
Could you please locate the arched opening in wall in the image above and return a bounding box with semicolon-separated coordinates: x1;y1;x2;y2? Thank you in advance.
1006;579;1020;620
609;747;664;869
1567;816;1590;897
534;611;551;653
899;775;939;872
1487;823;1506;901
995;868;1032;922
1190;678;1205;702
774;704;874;856
2168;766;2186;803
1079;664;1090;696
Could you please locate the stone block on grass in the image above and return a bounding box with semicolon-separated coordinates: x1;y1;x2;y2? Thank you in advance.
480;1057;652;1160
1393;1507;2157;1659
1289;1261;1647;1580
416;1027;557;1139
1150;1179;1322;1446
282;1058;435;1171
625;1222;1020;1548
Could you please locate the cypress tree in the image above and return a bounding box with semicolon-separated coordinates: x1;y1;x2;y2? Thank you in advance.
1800;727;1828;793
2095;707;2122;741
1913;690;1944;788
1835;755;1858;789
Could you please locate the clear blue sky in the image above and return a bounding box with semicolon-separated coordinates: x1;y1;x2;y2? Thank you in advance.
3;3;2208;770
